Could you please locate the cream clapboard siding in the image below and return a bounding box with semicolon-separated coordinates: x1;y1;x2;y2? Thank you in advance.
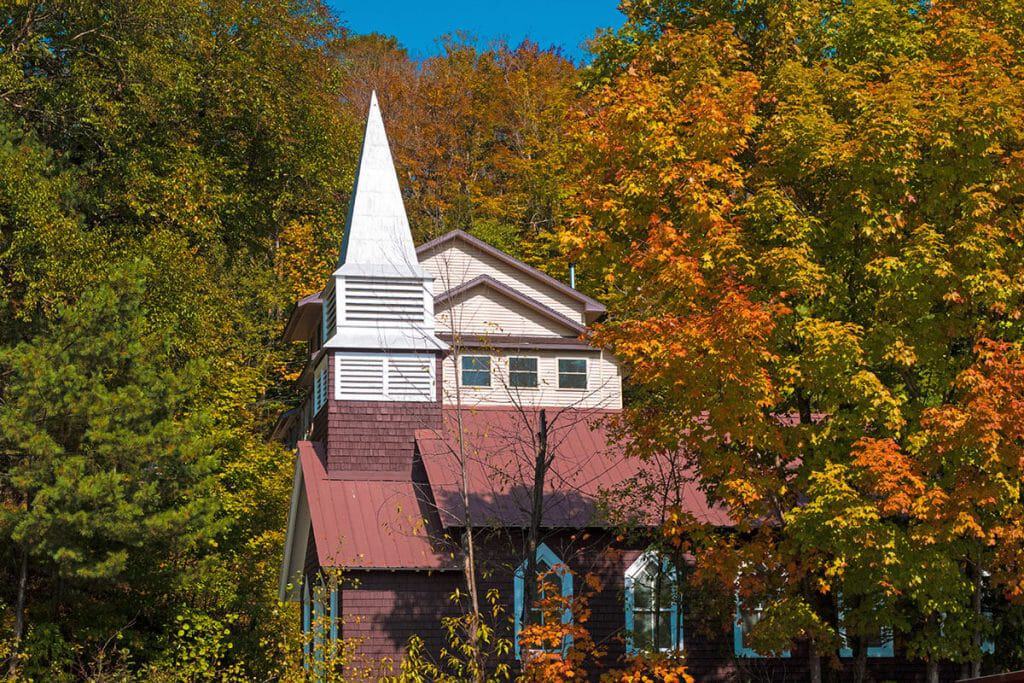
435;288;580;338
420;241;585;324
442;350;622;410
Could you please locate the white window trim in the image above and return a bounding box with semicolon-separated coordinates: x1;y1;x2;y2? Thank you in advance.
556;357;589;390
625;552;682;654
508;355;541;390
460;354;492;388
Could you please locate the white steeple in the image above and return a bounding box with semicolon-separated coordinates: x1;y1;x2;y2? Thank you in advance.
322;91;446;357
337;91;427;279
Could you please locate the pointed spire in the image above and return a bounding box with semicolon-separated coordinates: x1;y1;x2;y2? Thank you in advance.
337;91;426;278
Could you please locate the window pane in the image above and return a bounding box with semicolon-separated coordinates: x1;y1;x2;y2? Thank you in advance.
635;562;674;608
656;616;674;650
636;613;655;648
461;356;490;386
558;358;587;389
741;605;762;636
510;357;538;388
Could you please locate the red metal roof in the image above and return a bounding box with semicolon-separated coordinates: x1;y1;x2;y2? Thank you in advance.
298;442;458;570
415;407;730;529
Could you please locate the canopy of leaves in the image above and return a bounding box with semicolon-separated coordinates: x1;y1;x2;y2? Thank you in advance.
565;0;1024;668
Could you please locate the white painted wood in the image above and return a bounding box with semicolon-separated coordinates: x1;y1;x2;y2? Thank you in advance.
335;351;435;402
323;92;447;355
441;350;622;410
436;288;581;337
421;241;585;324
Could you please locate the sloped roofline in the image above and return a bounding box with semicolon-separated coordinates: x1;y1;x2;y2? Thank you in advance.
434;274;586;336
281;290;322;343
416;230;606;318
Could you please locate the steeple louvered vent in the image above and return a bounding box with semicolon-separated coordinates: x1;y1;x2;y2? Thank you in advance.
322;286;337;344
344;277;425;323
387;355;434;400
336;354;385;398
335;352;435;402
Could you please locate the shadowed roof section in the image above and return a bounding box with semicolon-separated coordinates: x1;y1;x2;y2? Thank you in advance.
415;408;730;529
298;441;458;571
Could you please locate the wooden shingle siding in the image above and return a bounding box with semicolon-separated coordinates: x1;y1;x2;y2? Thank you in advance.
324;353;443;475
330;530;966;682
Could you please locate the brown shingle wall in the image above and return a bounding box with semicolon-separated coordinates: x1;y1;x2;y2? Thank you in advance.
329;530;965;682
324;353;444;475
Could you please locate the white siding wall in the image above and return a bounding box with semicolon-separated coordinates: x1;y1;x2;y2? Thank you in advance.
442;350;622;410
436;289;580;338
420;242;585;324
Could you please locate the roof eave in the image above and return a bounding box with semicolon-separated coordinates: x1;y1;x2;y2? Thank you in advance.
416;230;606;316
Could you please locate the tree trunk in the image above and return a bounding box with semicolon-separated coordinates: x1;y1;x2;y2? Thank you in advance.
926;659;939;683
852;639;867;683
809;646;821;683
523;409;549;629
971;560;983;678
451;348;484;682
9;542;28;678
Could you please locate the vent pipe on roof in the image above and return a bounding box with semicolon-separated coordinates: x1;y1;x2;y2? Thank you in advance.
569;263;576;289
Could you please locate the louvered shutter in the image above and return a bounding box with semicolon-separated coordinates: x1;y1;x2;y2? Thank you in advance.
343;277;424;323
334;352;434;402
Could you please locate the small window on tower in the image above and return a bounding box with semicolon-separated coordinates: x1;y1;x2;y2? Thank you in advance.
509;357;538;388
558;358;588;389
461;356;491;387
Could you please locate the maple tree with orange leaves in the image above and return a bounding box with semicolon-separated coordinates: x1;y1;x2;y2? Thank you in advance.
564;1;1024;680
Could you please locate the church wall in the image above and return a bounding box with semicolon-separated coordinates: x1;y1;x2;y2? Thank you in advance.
329;529;962;682
441;349;623;410
420;241;585;324
435;288;581;337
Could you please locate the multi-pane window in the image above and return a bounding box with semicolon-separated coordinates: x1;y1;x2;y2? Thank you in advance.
514;543;572;660
558;358;588;389
461;355;491;387
627;556;679;652
509;357;539;388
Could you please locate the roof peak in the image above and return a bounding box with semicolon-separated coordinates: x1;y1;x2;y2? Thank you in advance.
337;91;427;278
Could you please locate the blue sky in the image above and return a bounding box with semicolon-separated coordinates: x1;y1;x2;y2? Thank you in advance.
326;1;625;62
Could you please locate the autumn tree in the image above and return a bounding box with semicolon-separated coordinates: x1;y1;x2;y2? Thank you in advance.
339;35;578;270
0;0;357;676
565;0;1024;680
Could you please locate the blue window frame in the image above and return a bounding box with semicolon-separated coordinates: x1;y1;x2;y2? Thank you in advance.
302;581;311;664
313;582;325;664
625;553;682;654
837;595;894;658
513;543;573;659
838;627;895;658
330;586;339;643
734;593;791;659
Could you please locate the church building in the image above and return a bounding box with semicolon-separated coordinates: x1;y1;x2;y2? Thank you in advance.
274;94;928;681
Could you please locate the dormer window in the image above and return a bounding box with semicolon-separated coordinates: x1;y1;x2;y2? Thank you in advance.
558;358;588;389
509;357;538;388
461;355;491;387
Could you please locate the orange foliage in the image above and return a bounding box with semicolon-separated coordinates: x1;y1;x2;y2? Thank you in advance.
600;652;694;683
518;573;604;682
